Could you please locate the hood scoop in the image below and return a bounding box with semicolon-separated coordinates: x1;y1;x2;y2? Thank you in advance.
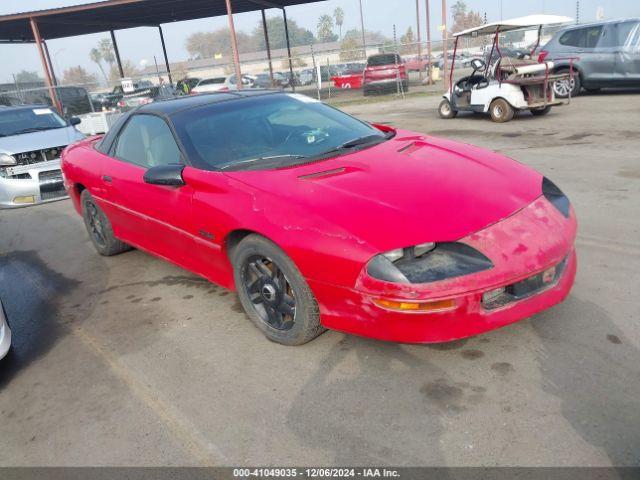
298;167;349;180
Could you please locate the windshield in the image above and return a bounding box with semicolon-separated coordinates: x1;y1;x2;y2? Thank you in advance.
171;93;387;171
367;54;402;66
0;107;68;137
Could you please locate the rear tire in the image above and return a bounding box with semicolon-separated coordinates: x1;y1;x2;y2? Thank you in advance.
531;106;552;116
232;234;325;346
489;98;515;123
81;190;131;256
553;69;581;98
438;99;457;119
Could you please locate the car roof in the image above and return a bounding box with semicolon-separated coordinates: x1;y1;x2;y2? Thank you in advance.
0;104;53;112
135;89;283;116
558;17;640;31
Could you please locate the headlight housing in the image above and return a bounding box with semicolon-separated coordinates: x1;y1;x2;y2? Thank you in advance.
367;242;493;284
0;153;17;166
542;177;570;218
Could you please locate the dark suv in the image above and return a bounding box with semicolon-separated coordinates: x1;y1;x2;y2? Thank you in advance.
540;18;640;97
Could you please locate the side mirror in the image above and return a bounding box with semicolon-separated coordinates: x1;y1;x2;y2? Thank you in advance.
143;164;185;187
69;116;81;126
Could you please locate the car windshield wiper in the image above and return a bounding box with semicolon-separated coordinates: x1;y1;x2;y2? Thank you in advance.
218;154;307;171
306;132;393;161
12;126;65;135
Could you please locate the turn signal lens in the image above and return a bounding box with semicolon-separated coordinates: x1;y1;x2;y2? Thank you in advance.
13;195;36;204
373;298;456;312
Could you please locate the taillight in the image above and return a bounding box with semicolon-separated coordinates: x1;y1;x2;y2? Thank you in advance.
219;86;229;91
117;100;125;107
538;50;549;62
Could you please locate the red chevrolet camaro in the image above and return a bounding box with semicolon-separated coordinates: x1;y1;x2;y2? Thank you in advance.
61;91;577;345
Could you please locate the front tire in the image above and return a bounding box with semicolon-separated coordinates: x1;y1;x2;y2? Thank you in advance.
81;190;131;256
232;234;325;346
438;99;457;119
489;98;515;123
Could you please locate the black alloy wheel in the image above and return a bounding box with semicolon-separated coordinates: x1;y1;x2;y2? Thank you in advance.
241;255;297;331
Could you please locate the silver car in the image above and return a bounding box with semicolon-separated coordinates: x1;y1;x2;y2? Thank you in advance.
0;299;10;360
0;105;85;208
541;18;640;97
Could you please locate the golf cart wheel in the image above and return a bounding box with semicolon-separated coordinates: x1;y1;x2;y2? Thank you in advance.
81;190;131;256
438;99;457;119
531;106;552;116
489;98;515;123
553;69;581;98
232;234;325;346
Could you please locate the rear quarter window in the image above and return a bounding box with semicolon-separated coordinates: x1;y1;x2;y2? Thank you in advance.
559;26;603;48
367;54;402;67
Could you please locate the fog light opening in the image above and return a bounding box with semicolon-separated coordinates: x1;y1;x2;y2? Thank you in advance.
13;195;36;204
373;297;456;313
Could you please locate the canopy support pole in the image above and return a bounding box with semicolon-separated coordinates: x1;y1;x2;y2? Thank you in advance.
282;7;295;91
158;25;172;85
261;9;274;87
449;35;458;95
42;40;58;86
415;0;422;80
441;0;448;90
425;0;433;84
29;18;62;113
358;0;366;58
110;30;124;79
225;0;243;89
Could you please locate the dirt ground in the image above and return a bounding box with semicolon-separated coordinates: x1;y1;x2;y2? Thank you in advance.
0;90;639;467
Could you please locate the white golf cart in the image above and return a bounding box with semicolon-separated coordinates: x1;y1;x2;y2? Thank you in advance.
438;15;573;123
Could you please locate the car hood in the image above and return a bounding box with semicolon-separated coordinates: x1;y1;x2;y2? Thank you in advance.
224;130;543;251
0;126;85;155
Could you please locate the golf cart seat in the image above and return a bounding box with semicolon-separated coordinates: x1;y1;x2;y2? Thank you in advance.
455;75;489;95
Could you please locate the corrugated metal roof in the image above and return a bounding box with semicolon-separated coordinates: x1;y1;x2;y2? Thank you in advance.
0;0;326;42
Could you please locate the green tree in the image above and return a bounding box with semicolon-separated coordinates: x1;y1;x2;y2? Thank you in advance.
333;7;345;39
14;70;41;83
400;26;416;54
185;28;257;60
317;14;337;43
252;16;315;50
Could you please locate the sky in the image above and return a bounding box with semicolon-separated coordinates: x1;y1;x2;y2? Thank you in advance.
1;0;639;83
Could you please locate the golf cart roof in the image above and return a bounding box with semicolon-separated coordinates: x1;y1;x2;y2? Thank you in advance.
452;14;573;37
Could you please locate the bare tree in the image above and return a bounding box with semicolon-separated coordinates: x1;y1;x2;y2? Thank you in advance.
62;66;98;86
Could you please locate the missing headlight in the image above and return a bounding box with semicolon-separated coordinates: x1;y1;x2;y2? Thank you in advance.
542;177;570;218
367;242;493;284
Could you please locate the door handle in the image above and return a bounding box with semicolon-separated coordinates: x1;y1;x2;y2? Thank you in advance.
102;175;112;183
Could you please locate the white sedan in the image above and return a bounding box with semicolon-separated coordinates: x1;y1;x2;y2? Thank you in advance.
191;74;253;94
0;299;11;360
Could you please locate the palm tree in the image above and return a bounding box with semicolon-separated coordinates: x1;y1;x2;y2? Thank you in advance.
89;47;108;85
98;38;116;69
316;14;334;43
333;7;345;39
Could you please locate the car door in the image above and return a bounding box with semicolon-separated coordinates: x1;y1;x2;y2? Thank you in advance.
613;21;640;83
557;25;611;85
100;113;195;266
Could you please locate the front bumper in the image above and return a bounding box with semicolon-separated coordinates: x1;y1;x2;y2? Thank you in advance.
0;300;11;360
0;159;68;209
311;197;577;343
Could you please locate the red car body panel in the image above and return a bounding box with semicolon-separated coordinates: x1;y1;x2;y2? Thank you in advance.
363;62;408;87
62;127;576;343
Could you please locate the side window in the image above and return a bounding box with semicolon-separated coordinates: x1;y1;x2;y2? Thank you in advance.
559;26;603;48
114;114;181;168
618;21;640;48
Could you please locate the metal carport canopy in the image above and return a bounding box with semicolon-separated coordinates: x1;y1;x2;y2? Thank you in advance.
0;0;320;42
